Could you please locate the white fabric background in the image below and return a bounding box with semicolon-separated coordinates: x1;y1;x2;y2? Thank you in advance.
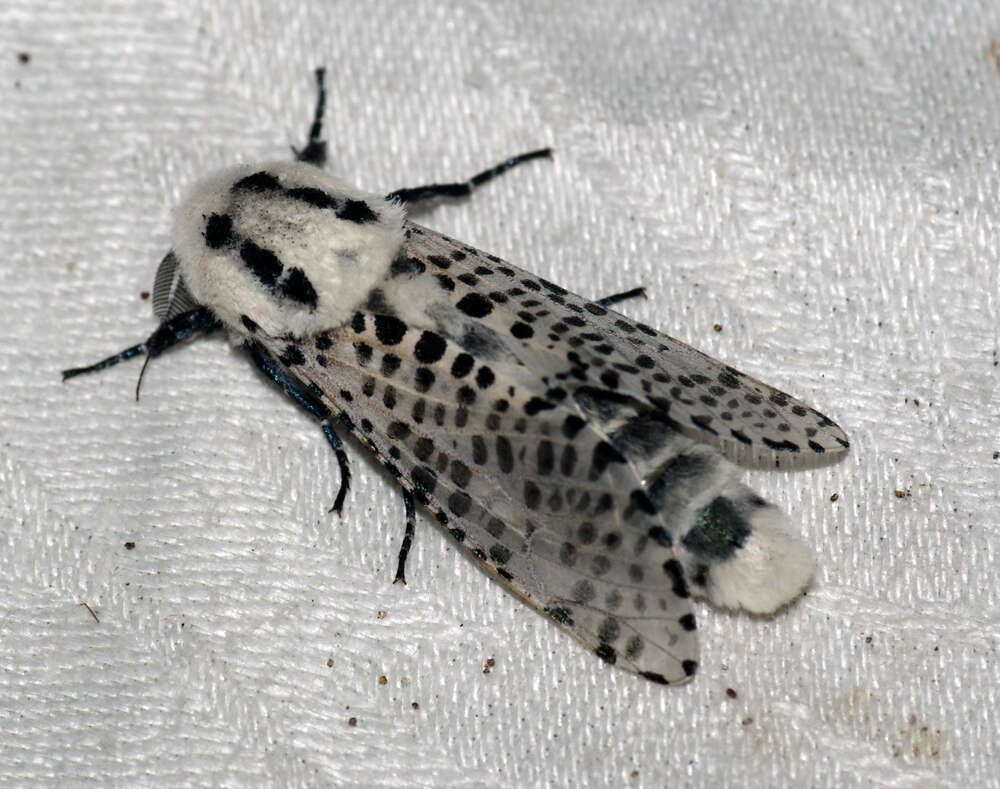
2;1;998;786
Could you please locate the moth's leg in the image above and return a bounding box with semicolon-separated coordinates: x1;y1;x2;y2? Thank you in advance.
244;339;351;513
320;422;351;515
595;287;646;308
386;148;552;207
63;343;147;379
62;307;220;400
392;491;417;585
293;67;328;166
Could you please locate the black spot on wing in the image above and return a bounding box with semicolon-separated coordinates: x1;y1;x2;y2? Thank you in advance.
495;436;514;473
354;342;372;366
523;397;555;416
661;558;690;599
625;489;657;519
374;315;407;345
381;354;401;377
411;465;437;498
523;481;541;509
414;331;447;364
646;526;671;548
489;544;512;564
589;441;627;479
562;415;586;439
510;322;534;339
387;421;410;440
730;429;752;445
456;293;494;318
599;369;619;389
471;436;488;465
448;491;472;517
455;385;476;405
762;437;800;452
450;460;472;488
390;255;427;278
450;353;474;378
278;344;305;366
690;414;718;435
475;366;495;389
414;367;435;392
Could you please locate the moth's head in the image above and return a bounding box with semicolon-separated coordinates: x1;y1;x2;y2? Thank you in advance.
161;161;405;339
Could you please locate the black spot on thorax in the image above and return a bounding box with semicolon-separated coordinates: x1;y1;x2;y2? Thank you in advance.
362;288;396;315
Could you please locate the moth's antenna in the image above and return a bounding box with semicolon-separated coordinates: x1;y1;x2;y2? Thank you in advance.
135;353;153;401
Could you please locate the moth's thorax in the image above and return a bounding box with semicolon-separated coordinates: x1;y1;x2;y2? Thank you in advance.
170;160;405;338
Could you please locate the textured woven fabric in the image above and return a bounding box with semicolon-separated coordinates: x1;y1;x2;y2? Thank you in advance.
1;1;997;786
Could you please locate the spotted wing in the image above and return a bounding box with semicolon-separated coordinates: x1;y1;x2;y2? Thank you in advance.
250;219;846;683
254;286;703;683
396;223;849;470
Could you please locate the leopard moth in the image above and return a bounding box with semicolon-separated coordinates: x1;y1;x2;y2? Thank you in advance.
64;69;849;685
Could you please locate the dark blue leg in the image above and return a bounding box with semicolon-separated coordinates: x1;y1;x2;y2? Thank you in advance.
595;287;646;308
386;148;552;207
393;491;416;585
245;339;351;514
294;68;328;166
295;67;548;206
62;306;220;399
321;422;351;515
245;339;418;579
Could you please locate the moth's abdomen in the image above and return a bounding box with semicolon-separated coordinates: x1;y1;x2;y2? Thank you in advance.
576;386;814;614
169;161;405;339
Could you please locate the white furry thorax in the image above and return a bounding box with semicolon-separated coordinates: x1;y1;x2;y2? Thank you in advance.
171;161;405;339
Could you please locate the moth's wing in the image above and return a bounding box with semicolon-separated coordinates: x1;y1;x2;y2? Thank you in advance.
250;219;842;682
258;328;699;684
398;223;849;470
376;223;817;615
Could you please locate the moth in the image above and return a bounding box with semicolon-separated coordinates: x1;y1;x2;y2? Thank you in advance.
65;69;849;685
